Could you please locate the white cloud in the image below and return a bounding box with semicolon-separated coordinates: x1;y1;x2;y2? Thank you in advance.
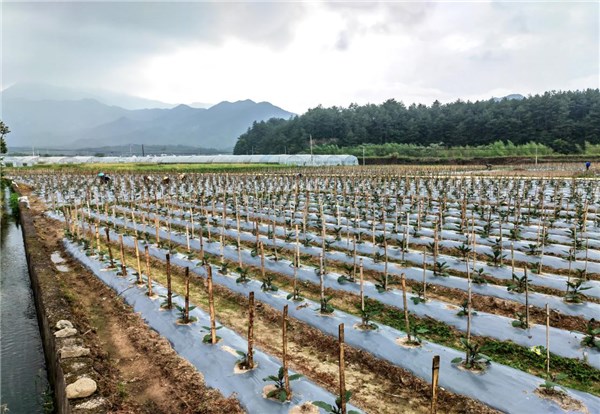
3;1;598;113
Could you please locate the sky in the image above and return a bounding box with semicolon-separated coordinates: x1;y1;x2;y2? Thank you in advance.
2;1;599;114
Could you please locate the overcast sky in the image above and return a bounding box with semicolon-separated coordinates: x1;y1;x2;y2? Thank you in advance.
2;1;599;113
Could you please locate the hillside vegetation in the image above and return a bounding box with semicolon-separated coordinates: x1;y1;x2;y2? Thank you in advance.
233;89;600;156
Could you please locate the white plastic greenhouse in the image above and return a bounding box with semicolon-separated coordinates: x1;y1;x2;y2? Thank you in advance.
3;154;359;167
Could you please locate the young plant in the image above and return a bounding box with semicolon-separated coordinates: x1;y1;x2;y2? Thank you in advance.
565;279;591;303
286;284;304;301
472;268;488;284
411;284;426;305
320;295;335;314
175;304;197;324
538;373;568;394
456;300;476;317
337;264;356;284
219;262;229;275
262;367;302;402
512;312;528;329
374;274;398;293
261;274;278;292
313;390;361;414
235;350;254;370
451;338;491;371
408;316;429;344
507;273;532;294
235;266;251;283
433;261;449;277
455;243;472;261
358;297;382;330
581;319;600;350
201;325;223;343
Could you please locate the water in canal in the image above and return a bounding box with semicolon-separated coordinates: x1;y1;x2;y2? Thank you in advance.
1;188;49;413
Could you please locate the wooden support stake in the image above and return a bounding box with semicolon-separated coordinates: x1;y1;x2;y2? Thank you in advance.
339;323;347;414
184;267;190;323
145;245;153;297
134;237;143;284
207;265;217;344
401;273;411;342
247;292;255;369
359;259;364;312
282;304;291;400
154;215;160;244
105;227;115;268
166;253;172;309
525;267;529;328
431;355;440;414
119;234;127;276
545;303;550;377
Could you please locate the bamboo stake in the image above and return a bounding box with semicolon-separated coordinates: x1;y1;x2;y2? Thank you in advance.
338;323;346;414
133;237;143;284
166;253;173;309
431;355;440;414
119;234;127;276
203;265;216;344
145;245;153;297
359;259;365;313
247;292;255;369
282;304;290;400
401;273;411;342
524;267;530;328
154;215;160;244
105;227;115;268
545;303;550;377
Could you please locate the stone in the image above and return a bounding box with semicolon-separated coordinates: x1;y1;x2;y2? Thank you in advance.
60;346;90;359
54;327;77;338
74;397;106;409
66;377;97;399
56;320;74;330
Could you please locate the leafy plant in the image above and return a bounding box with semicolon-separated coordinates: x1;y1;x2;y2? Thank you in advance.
565;279;591;303
359;297;381;330
507;273;532;294
202;325;222;343
456;300;476;317
175;304;197;324
320;295;335;314
472;268;488;284
581;319;600;350
512;312;528;329
313;391;361;414
236;266;251;283
286;285;304;301
411;284;426;305
337;264;356;284
433;261;449;277
539;373;568;394
262;366;302;402
451;338;491;371
261;274;278;292
374;274;398;293
219;262;229;275
408;316;429;344
455;243;472;261
235;350;254;370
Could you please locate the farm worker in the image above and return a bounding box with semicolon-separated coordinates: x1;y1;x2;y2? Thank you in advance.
585;161;591;171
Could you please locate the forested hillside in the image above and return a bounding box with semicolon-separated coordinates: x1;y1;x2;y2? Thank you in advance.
233;89;600;155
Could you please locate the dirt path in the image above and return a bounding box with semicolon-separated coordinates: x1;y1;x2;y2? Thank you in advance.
22;185;243;414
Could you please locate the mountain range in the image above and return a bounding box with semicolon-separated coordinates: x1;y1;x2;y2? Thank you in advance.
1;83;295;150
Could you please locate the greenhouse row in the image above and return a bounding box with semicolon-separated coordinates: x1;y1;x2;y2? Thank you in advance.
2;154;359;167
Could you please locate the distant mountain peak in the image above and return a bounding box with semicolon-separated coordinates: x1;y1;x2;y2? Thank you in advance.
492;93;525;102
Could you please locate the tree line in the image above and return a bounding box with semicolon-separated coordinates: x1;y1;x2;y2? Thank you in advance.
233;89;600;155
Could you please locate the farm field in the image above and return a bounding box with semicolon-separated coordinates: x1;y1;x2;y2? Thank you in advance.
10;164;600;414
